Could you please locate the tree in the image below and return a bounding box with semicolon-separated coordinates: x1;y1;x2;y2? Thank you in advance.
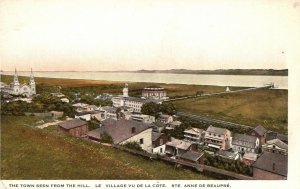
88;117;100;131
100;132;113;144
160;102;176;115
116;108;121;119
141;102;160;117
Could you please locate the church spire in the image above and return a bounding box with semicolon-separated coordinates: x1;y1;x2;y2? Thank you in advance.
13;67;19;84
30;68;34;80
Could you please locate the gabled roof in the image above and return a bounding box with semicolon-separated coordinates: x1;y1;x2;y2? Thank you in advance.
232;134;258;148
266;139;288;150
87;128;101;139
252;126;267;136
252;151;287;177
184;128;203;135
179;151;204;162
58;119;87;129
99;119;151;144
206;126;229;135
152;132;162;142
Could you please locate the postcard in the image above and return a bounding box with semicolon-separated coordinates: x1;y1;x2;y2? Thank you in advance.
1;0;299;189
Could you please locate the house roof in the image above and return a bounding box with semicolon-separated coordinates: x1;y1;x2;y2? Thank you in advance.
179;151;204;162
243;152;258;161
206;126;229;135
58;119;87;129
216;150;238;159
99;118;151;144
252;151;287;177
184;128;203;135
166;139;192;150
152;132;162;142
169;121;181;126
101;106;117;112
159;114;172;119
87;128;101;139
154;121;166;127
76;111;100;116
232;134;258;148
266;139;288;150
252;126;267;136
276;134;288;143
72;103;89;107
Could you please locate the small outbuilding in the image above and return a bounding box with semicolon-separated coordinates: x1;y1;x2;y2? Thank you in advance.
58;119;88;137
178;151;204;164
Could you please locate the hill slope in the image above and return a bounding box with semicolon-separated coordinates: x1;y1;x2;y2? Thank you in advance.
1;116;211;179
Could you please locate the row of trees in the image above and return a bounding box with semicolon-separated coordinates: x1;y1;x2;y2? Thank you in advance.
204;153;253;176
178;116;252;135
1;94;75;117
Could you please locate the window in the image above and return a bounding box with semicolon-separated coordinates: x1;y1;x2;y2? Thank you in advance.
160;138;163;145
131;127;136;134
140;138;144;144
160;148;163;153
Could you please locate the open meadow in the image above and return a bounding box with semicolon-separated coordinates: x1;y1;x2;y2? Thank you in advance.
173;89;288;134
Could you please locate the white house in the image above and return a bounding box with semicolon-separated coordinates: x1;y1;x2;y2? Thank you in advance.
204;126;232;150
262;138;288;155
87;119;153;152
151;132;170;155
183;128;204;144
232;134;259;154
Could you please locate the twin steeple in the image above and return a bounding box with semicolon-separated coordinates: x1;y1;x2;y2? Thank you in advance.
13;68;35;86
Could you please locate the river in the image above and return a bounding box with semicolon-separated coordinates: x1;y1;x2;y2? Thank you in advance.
2;71;288;89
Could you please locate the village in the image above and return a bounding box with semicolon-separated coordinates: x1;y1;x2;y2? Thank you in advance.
0;70;288;180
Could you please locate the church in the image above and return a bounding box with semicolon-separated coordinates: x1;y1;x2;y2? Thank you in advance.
1;68;36;97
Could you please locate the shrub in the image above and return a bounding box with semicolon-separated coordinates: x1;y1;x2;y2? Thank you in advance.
122;141;143;151
100;132;113;144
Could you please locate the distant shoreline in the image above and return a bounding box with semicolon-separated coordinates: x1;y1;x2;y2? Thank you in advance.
1;69;288;76
1;74;288;91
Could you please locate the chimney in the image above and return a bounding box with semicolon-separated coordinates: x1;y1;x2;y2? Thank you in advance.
273;163;276;171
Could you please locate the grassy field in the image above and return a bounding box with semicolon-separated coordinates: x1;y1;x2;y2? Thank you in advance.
1;116;212;179
1;74;242;98
173;89;288;134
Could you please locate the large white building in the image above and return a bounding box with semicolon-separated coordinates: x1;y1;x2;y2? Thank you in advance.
112;84;163;113
1;68;36;97
142;86;167;100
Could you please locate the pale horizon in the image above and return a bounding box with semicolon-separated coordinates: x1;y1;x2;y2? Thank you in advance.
1;0;299;71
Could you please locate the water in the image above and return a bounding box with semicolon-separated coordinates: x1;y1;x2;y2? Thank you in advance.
2;71;288;89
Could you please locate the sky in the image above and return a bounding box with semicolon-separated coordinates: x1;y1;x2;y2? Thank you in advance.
0;0;299;71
